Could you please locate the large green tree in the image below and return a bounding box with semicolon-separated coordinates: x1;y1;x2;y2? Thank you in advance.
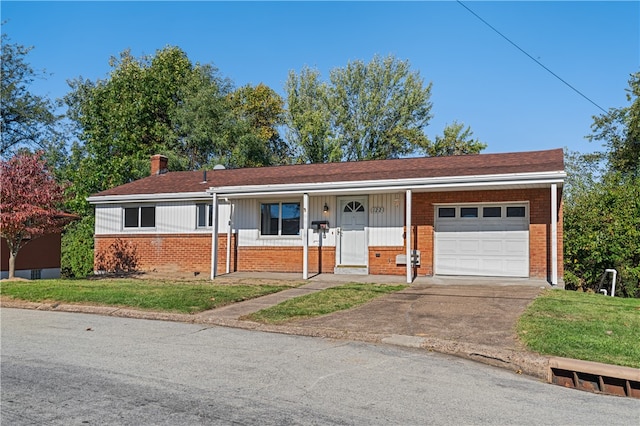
286;56;486;163
564;71;640;297
329;55;433;161
64;47;239;211
588;71;640;177
226;83;290;167
426;121;486;157
0;32;57;157
285;67;337;163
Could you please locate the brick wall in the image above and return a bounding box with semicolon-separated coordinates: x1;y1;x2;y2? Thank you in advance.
236;246;335;275
94;234;235;275
410;188;563;280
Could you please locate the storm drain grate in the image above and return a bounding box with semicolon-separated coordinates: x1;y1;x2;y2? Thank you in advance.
549;358;640;399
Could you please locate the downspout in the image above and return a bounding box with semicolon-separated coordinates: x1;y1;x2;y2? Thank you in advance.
226;199;233;274
303;193;309;279
551;183;558;285
406;189;412;284
210;192;219;280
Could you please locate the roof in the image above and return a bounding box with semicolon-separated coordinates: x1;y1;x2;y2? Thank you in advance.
90;148;565;199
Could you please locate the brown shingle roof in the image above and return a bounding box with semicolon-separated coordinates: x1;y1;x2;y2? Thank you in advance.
92;148;564;197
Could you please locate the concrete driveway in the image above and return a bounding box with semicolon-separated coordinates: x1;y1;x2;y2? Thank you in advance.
208;272;549;352
293;278;548;351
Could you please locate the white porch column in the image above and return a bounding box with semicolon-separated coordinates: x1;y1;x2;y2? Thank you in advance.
551;183;558;285
303;193;309;279
210;192;219;280
406;189;412;284
226;200;233;274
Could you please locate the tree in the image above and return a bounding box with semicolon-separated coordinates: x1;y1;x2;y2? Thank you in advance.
63;46;234;212
226;83;290;166
285;67;337;163
0;152;70;279
564;70;640;297
425;121;486;157
588;71;640;177
0;31;57;157
329;55;433;161
286;55;433;162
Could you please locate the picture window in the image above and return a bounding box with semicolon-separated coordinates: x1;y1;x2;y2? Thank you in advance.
260;202;300;236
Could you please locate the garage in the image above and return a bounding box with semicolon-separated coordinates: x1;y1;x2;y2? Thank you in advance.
434;204;529;277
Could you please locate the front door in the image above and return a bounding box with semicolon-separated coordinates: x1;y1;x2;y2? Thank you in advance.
338;197;367;265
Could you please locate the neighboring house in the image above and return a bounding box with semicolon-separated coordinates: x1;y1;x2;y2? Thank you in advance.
1;233;63;279
88;149;565;284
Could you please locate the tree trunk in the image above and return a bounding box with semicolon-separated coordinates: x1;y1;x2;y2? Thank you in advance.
8;250;16;279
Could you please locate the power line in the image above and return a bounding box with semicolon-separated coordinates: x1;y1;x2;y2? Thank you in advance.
457;1;607;114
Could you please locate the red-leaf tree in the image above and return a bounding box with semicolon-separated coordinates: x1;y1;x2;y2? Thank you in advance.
1;151;70;279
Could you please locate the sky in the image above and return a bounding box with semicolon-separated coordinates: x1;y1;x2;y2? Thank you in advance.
2;1;639;156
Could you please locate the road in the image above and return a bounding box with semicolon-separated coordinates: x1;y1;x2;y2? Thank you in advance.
1;308;638;425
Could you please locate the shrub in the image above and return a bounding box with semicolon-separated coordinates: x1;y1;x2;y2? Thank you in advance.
61;216;95;278
95;238;140;273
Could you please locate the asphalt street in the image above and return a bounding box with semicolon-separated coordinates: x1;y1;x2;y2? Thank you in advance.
2;308;638;425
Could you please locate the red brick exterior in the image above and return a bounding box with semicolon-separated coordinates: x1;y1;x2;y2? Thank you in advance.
410;188;563;280
94;234;236;275
95;188;563;281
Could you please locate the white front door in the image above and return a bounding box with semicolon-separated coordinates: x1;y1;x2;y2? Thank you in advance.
338;198;367;265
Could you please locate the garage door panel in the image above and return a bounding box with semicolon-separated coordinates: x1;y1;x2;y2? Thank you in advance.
434;205;529;278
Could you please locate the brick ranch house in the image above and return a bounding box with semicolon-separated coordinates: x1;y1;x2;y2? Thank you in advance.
88;148;565;284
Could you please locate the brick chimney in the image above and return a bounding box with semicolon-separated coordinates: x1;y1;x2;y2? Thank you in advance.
150;154;168;175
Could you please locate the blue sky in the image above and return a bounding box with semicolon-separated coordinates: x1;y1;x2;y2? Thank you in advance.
3;1;639;155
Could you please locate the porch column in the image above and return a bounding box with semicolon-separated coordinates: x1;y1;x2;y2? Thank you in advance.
210;192;219;280
226;200;233;274
550;183;558;285
303;193;309;279
406;189;412;284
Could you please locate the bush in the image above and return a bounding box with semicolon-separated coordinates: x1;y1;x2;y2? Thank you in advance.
564;173;640;297
95;238;139;273
61;216;95;278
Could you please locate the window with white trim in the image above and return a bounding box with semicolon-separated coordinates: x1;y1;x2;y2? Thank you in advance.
124;206;155;228
196;203;213;228
260;202;300;236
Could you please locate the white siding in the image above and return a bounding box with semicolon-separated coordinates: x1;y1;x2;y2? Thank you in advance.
368;193;404;246
94;202;230;235
95;205;121;234
94;193;403;249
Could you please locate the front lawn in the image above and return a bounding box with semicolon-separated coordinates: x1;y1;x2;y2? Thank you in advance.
0;278;294;314
517;290;640;368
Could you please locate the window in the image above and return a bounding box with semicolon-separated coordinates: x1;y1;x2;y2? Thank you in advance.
260;202;300;236
438;207;456;218
30;269;42;280
460;207;478;218
343;201;365;213
483;207;501;218
507;206;526;218
124;206;155;228
197;203;213;228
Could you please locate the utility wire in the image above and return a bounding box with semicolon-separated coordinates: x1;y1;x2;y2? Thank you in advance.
457;1;607;114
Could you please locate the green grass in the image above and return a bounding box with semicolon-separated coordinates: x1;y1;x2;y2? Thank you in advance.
517;290;640;368
0;279;293;314
245;283;407;324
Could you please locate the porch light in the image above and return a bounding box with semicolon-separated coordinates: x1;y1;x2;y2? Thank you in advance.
323;203;329;213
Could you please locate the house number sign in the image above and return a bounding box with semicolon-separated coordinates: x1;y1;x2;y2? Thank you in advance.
370;206;385;214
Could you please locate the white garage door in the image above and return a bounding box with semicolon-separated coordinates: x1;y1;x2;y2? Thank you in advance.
434;204;529;277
